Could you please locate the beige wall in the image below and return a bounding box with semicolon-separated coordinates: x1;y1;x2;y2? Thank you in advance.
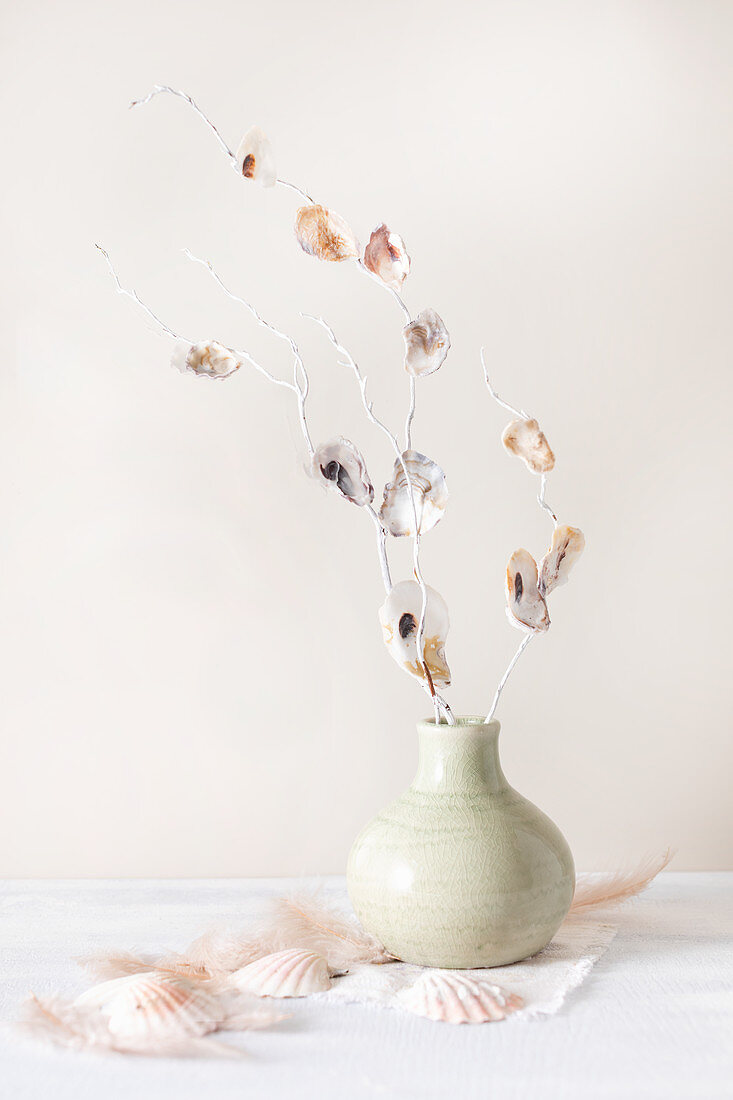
1;0;731;875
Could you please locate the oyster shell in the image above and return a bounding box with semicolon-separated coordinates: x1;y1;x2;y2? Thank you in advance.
75;972;224;1043
398;972;523;1024
501;418;555;474
540;524;585;595
295;204;359;262
170;339;240;379
379;580;450;687
312;437;374;507
232;949;331;998
235;125;276;188
363;223;410;291
403;309;450;377
506;548;550;633
379;451;448;537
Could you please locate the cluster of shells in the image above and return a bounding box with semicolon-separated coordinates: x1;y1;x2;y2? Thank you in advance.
165;115;586;703
43;950;523;1052
500;415;585;635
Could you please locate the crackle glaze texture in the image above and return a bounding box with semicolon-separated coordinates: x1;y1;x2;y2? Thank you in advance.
347;717;575;968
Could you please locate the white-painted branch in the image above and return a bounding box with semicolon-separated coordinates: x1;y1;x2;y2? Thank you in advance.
537;472;558;528
480;347;531;420
96;245;190;342
367;506;392;594
130;86;237;165
183;250;314;456
404;376;416;452
485;633;534;723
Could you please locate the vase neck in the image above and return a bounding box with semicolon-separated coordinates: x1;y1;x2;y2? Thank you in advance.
412;719;506;795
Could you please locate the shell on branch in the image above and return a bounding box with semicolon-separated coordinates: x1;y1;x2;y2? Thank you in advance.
235;126;276;188
312;437;374;507
540;525;585;595
501;418;555;474
363;224;410;291
506;549;550;633
379;580;450;687
403;309;450;377
171;339;240;380
231;949;332;998
379;451;448;538
398;971;523;1024
295;205;360;262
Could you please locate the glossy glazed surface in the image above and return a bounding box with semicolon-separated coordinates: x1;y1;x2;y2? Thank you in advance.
347;717;575;967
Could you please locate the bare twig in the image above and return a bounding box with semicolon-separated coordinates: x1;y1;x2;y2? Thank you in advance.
276;178;314;204
130;86;237;165
537;472;558;527
485;633;533;723
367;506;392;594
356;260;411;324
480;347;531;420
96;245;189;342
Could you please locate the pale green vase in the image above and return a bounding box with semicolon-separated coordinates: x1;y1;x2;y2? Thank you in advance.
346;716;575;968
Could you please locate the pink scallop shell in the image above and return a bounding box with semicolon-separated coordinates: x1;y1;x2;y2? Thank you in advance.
232;948;332;998
398;971;524;1024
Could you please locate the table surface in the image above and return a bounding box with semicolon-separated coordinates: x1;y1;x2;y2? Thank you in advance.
1;873;731;1100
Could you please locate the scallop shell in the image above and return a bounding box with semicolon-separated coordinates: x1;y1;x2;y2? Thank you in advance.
235;125;276;188
75;972;224;1042
171;339;240;380
312;437;374;507
506;548;550;633
295;204;360;262
540;524;585;595
231;949;331;998
403;309;450;377
379;451;448;538
363;223;410;291
501;417;555;474
379;580;450;687
398;972;524;1024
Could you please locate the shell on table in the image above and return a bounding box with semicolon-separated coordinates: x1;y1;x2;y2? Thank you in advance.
75;971;225;1043
506;548;550;633
402;309;450;377
363;224;410;291
398;971;524;1024
295;204;360;262
235;125;277;188
379;580;451;687
171;339;240;380
540;524;585;595
312;437;374;507
231;949;332;998
501;417;555;474
379;451;448;538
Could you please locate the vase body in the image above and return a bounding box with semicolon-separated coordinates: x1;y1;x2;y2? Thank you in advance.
346;717;574;968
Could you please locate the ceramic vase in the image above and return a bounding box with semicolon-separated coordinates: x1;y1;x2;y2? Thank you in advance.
346;716;575;968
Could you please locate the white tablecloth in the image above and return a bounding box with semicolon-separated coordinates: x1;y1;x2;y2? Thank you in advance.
1;873;731;1099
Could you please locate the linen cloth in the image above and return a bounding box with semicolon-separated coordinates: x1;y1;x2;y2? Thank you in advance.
316;916;617;1019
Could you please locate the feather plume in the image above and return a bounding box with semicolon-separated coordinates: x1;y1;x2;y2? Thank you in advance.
162;928;272;980
83;931;273;985
264;892;394;969
569;851;673;915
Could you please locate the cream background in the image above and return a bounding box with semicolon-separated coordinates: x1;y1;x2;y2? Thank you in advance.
1;0;731;875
